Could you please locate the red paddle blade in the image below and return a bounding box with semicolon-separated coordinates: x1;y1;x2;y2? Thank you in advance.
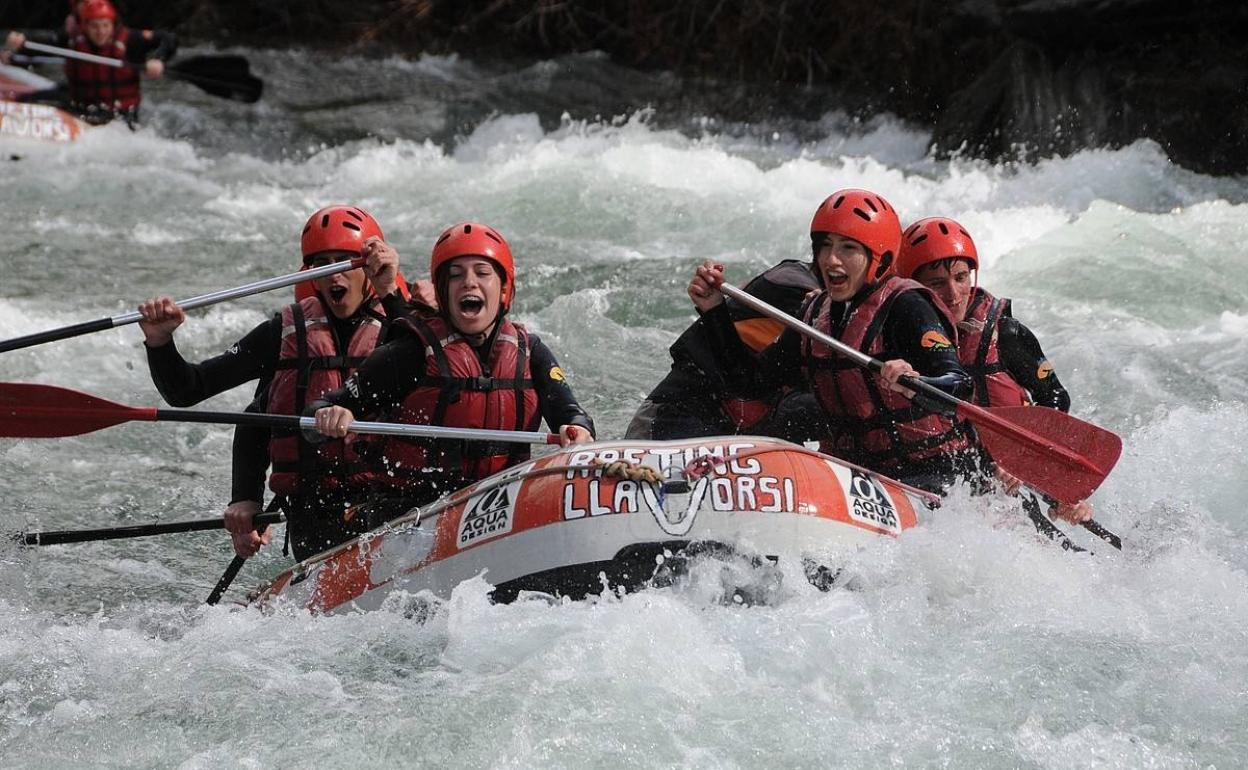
0;383;157;438
962;404;1122;504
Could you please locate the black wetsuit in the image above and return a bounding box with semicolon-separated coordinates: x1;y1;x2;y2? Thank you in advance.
995;316;1071;411
626;259;824;442
710;286;977;490
144;292;408;558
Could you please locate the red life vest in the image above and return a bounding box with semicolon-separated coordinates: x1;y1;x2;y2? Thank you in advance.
267;296;385;497
377;315;540;493
65;27;142;113
802;276;971;473
958;288;1029;407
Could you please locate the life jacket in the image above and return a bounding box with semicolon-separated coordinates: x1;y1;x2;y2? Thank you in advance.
267;296;386;497
377;315;541;493
958;287;1028;407
802;276;971;473
720;260;820;429
65;27;141;113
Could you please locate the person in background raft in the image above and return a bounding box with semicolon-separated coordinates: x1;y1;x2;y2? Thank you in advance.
137;206;433;561
310;222;595;517
689;189;978;494
625;259;825;443
896;216;1092;524
1;0;176;125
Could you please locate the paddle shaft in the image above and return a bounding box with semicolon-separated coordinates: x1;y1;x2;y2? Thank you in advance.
206;515;277;606
719;284;1101;476
22;41;124;67
155;410;559;444
719;282;1121;544
1034;490;1122;550
11;54;65;66
0;258;363;353
17;511;284;546
18;44;262;104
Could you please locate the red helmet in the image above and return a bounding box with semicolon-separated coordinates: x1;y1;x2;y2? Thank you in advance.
431;222;515;310
295;205;410;302
300;205;384;263
810;189;902;280
897;217;979;279
78;0;117;21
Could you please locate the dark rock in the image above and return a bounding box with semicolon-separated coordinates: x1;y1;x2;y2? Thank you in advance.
931;41;1115;162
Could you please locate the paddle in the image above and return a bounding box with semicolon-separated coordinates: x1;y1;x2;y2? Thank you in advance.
1031;489;1122;550
21;42;263;103
718;283;1123;506
0;382;562;446
0;257;365;354
13;511;284;546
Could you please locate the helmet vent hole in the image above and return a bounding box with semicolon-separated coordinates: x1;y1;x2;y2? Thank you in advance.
852;208;871;222
463;224;473;234
911;234;928;245
320;214;330;228
485;231;503;244
959;227;971;238
832;195;845;209
864;198;879;213
435;233;451;245
346;209;364;221
342;222;361;232
938;222;949;235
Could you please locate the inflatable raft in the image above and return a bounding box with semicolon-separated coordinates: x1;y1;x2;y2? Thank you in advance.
253;437;932;613
0;64;84;144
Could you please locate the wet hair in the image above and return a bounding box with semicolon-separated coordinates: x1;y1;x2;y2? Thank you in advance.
915;256;974;277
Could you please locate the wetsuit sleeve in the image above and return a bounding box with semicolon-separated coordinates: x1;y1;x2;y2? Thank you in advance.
124;29;177;64
882;291;974;413
229;388;271;504
998;317;1071;412
144;315;279;407
528;336;595;436
307;329;427;418
701;303;804;396
379;290;407;320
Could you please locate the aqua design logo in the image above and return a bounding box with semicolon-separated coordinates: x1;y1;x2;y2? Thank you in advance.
456;463;533;549
825;461;902;534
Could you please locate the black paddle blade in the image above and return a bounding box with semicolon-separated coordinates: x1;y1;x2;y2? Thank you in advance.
170;56;263;103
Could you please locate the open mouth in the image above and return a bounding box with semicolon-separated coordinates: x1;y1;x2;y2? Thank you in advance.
458;295;485;316
328;286;348;303
825;272;849;290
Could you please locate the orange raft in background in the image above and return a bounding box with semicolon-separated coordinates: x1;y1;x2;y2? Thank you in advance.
0;65;84;144
252;437;931;613
0;100;84;144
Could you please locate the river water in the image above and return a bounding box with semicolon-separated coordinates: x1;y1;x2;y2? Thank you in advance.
1;49;1246;768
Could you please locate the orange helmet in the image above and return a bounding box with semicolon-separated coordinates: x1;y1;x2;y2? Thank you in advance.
78;0;117;21
809;189;902;280
430;222;515;311
897;217;979;279
295;205;409;302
